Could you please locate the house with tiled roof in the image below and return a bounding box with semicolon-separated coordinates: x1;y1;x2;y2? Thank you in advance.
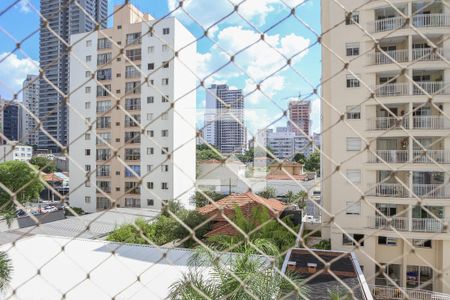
197;192;286;237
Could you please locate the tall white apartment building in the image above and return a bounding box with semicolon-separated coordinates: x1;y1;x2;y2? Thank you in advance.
68;4;197;212
22;75;39;146
322;0;450;294
265;127;311;159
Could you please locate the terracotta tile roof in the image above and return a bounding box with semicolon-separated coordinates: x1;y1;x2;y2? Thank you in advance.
266;174;307;181
198;159;244;165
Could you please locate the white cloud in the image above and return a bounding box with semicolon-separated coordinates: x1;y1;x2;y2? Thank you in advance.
0;53;39;98
310;98;321;134
244;75;285;104
18;0;32;13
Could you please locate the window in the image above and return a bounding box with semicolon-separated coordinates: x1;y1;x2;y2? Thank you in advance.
346;201;361;215
125;81;141;94
345;11;359;25
346;137;361;151
162;95;169;103
97;68;112;81
162;78;169;85
147;96;154;103
162;61;169;68
125;65;140;79
147;130;154;137
161;147;169;155
346;74;360;88
125;198;141;208
163;28;170;35
378;236;397;246
86;55;92;62
147;199;154;206
96;100;112;113
85;164;91;172
346;42;360;56
97;53;112;65
124;148;140;160
97;197;111;209
85;86;91;94
85;196;91;204
86;40;92;47
346;169;361;184
85;181;91;187
125;115;141;127
98;38;112;49
85;133;91;140
96;116;111;129
124;132;141;143
96;181;111;193
125;98;141;110
125;165;141;177
125;49;141;61
96;149;111;161
148;46;154;53
147;165;153;172
412;239;432;248
96;132;111;144
85;102;91;109
161;130;169;137
161;112;168;120
125;182;140;194
148;63;154;70
85;71;91;78
343;234;364;246
161;165;169;172
126;32;141;45
147;182;154;189
147;147;154;155
96;165;111;177
85;149;91;156
96;84;111;97
346;105;361;119
162;44;168;52
161;182;168;190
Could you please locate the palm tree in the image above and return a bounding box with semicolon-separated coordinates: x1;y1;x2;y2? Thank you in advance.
168;247;308;300
0;251;12;291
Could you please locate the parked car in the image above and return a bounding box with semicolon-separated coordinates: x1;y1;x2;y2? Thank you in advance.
41;206;57;213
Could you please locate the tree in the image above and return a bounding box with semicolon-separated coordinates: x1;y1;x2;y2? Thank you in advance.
293;153;306;164
285;190;308;209
312;239;331;250
0;252;11;291
196;144;223;161
29;156;56;173
191;190;226;208
168;247;308;300
0;161;44;214
256;186;277;199
304;151;320;172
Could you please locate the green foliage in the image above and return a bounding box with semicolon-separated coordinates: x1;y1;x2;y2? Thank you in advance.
312;239;331;250
293;153;306;164
161;199;184;217
107;209;211;248
0;161;44;214
65;207;86;216
303;151;320;172
0;252;12;291
29;156;56;173
328;287;352;300
237;147;274;163
285;190;308;208
196;144;222;161
191;191;226;208
256;186;277;199
169;247;307;300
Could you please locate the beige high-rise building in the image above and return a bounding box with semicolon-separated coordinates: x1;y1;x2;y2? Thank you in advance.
68;4;197;212
322;0;450;294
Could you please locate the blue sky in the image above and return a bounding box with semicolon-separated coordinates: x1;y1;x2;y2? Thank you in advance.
0;0;321;135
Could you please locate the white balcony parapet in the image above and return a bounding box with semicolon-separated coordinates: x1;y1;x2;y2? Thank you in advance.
413;81;450;95
412;48;445;61
413;183;450;199
412;150;450;164
374;82;450;97
368;183;409;198
368;216;446;233
369;16;406;33
371;285;450;300
367;117;408;130
369;50;408;65
374;82;409;97
413;116;450;130
412;13;450;28
368;150;409;163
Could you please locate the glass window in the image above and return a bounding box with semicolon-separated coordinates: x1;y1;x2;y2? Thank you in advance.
346;169;361;183
346;74;360;88
346;201;361;215
126;32;141;45
347;137;361;151
98;38;112;49
346;105;361;119
125;49;141;61
96;100;112;113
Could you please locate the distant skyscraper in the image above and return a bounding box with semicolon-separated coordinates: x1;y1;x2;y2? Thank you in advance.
288;100;311;136
202;84;246;154
22;75;39;146
0;99;19;142
39;0;108;152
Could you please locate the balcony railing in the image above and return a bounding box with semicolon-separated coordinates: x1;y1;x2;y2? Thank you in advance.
412;13;450;28
369;50;408;65
374;82;450;97
375;82;409;97
368;216;446;233
412;150;450;164
367;117;408;130
371;285;450;300
368;150;409;163
413;183;450;198
413;115;450;129
368;183;409;198
413;81;450;95
412;48;445;61
369;16;406;33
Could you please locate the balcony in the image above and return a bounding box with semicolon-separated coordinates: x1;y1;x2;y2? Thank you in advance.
368;150;409;163
413;115;450;130
368;183;409;198
369;16;406;33
369;48;446;65
413;184;450;199
374;82;409;97
369;14;450;33
371;285;450;300
368;216;446;233
412;150;450;164
374;82;450;97
367;117;408;130
412;14;450;28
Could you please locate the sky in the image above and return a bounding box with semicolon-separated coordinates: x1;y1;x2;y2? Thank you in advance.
0;0;321;137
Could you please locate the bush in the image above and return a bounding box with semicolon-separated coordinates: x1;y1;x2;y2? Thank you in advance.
65;207;86;216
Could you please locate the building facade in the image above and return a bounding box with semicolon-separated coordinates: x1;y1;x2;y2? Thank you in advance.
68;4;197;212
288;100;311;136
0;144;33;162
263;127;311;160
322;0;450;294
0;99;19;142
39;0;108;152
22;75;39;146
202;84;246;154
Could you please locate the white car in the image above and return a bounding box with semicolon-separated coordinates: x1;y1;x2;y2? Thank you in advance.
41;206;58;213
302;215;315;223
